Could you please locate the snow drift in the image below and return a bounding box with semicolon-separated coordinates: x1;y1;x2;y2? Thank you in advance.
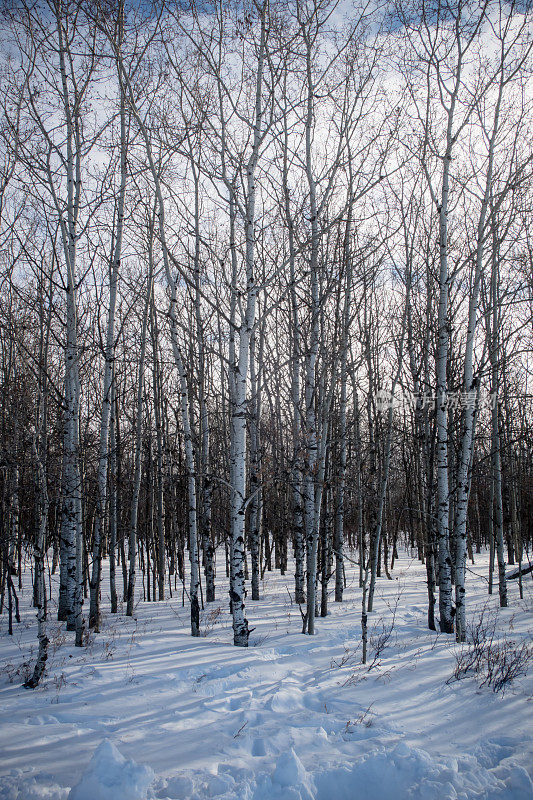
68;740;153;800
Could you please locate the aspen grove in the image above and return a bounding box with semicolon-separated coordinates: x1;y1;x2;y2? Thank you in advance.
0;0;532;797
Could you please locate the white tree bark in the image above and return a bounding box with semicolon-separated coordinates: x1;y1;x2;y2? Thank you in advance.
334;169;354;604
52;2;83;644
486;218;507;609
108;372;118;613
89;13;126;627
226;4;267;646
126;262;152;618
114;42;201;636
301;17;320;636
453;81;502;641
249;325;263;602
280;75;305;604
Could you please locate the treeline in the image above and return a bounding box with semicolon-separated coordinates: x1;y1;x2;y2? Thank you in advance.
0;0;532;687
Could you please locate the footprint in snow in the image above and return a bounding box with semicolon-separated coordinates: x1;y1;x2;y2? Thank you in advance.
229;691;252;710
252;737;268;756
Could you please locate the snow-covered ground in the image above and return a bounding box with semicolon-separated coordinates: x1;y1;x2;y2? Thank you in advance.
0;550;531;799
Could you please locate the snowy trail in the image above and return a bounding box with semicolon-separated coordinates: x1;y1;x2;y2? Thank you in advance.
0;552;531;799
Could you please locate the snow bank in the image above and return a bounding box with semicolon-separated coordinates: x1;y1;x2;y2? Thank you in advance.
68;740;154;800
155;742;533;800
312;743;533;800
0;772;68;800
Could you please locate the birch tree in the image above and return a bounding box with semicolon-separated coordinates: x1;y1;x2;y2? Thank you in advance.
89;0;128;630
453;8;532;640
398;0;489;633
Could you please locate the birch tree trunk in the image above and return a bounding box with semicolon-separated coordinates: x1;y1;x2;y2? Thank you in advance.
334;173;354;604
126;261;152;618
281;74;305;605
226;4;268;646
434;100;456;635
301;18;320;636
108;372;118;613
453;76;502;641
188;136;214;604
403;0;489;634
26;429;49;688
151;300;166;601
89;10;127;627
114;42;201;636
249;325;264;601
486;219;507;609
25;267;52;688
53;3;83;644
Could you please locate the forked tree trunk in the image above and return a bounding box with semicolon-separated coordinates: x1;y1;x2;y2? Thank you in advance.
454;75;502;642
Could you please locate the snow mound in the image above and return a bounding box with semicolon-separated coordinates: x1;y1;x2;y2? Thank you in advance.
155;742;533;800
68;740;154;800
0;772;68;800
312;743;533;800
